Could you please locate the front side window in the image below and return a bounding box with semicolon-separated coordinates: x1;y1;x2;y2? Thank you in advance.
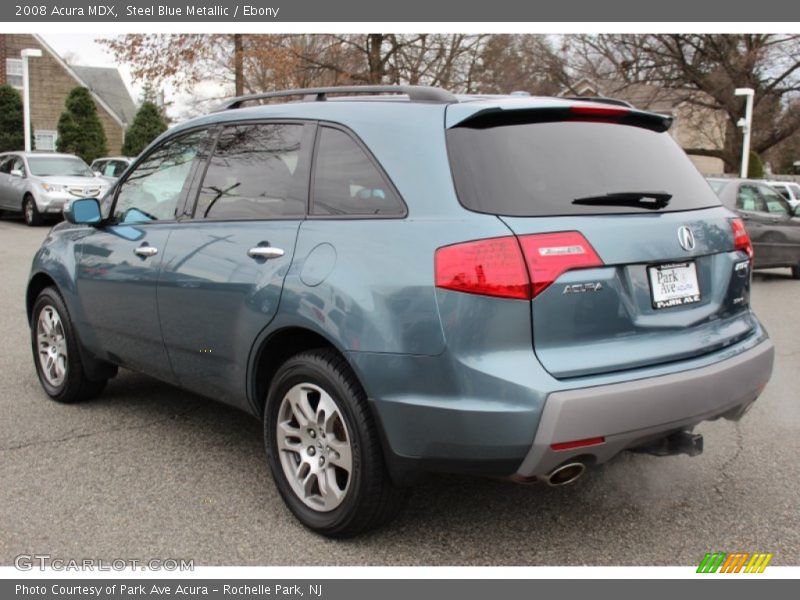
105;160;128;177
312;127;403;216
0;156;14;174
737;185;763;212
113;129;208;224
759;184;790;215
195;123;307;220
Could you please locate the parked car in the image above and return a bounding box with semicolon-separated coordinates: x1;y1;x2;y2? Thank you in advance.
765;180;800;208
0;152;110;226
708;177;800;277
90;156;133;183
26;86;774;537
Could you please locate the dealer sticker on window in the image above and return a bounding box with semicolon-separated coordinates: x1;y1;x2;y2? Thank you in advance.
648;261;701;309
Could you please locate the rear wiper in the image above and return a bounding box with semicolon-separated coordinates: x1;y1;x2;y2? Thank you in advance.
572;191;672;210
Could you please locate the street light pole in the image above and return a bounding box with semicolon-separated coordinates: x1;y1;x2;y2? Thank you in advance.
734;87;755;178
21;48;43;153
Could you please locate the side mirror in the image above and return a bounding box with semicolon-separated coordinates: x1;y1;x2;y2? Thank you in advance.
93;171;103;177
793;205;800;218
10;169;23;178
63;198;102;225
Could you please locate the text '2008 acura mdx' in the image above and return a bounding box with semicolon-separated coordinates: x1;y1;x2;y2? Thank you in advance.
27;86;774;537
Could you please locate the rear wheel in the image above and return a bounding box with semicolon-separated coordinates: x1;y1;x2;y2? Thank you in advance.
264;349;406;537
792;264;800;280
31;287;107;403
23;195;43;226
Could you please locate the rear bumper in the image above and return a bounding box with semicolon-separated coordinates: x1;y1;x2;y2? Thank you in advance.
515;337;774;478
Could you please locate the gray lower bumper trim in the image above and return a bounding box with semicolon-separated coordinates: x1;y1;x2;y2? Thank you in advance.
516;339;774;478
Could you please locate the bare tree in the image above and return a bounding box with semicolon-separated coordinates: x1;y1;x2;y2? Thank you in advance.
567;34;800;171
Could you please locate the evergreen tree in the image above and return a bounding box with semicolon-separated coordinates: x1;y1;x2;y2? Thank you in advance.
56;87;107;163
0;85;24;152
121;101;167;156
748;151;765;179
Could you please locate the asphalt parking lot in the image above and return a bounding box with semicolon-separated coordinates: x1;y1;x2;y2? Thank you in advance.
0;216;798;567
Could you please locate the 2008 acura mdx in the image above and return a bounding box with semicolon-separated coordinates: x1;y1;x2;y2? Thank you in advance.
26;86;774;537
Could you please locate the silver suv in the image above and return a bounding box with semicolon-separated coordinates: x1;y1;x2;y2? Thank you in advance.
0;152;109;226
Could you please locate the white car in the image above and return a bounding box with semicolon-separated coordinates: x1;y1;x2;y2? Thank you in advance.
0;152;110;226
767;180;800;209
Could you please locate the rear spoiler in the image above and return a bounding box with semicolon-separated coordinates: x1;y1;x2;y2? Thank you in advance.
450;104;673;133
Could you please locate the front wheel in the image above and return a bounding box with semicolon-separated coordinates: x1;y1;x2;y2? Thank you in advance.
31;287;107;403
23;195;43;226
264;349;406;537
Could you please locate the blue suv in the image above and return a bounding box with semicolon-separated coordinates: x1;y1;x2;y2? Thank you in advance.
26;86;774;537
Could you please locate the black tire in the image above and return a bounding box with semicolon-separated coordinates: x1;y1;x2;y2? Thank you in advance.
30;287;107;403
264;349;407;537
23;194;43;226
792;264;800;280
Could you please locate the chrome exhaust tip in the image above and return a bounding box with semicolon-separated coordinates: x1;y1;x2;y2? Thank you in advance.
542;462;586;487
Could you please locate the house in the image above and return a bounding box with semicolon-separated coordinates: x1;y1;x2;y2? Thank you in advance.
0;34;136;154
560;78;726;175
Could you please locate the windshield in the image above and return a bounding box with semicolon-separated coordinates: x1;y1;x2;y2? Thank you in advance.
447;120;721;217
27;156;94;178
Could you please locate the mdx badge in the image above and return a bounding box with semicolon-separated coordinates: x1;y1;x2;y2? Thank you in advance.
563;282;603;294
678;226;696;251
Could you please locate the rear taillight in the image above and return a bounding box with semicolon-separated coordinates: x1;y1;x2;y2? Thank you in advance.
435;236;530;300
731;218;753;260
435;231;603;300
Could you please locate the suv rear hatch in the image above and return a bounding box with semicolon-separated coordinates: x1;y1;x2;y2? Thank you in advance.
444;100;755;378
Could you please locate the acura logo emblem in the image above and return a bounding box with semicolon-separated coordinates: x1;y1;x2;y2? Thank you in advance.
678;226;696;251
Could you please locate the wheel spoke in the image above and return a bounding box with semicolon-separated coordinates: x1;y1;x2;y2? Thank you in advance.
327;438;352;472
285;386;314;427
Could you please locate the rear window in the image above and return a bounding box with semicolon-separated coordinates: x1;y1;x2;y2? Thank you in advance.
446;120;721;216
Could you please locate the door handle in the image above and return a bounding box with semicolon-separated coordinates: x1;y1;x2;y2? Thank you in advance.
248;246;285;260
134;245;158;258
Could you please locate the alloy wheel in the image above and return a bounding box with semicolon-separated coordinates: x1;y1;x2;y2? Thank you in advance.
36;305;68;387
276;382;353;512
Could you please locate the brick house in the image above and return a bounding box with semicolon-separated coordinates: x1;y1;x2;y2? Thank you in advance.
561;78;727;175
0;34;135;154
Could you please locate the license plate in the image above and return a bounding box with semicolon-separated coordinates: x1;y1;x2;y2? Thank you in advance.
648;262;701;309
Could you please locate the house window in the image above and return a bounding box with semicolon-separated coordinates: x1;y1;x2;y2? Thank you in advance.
5;58;23;89
34;130;57;151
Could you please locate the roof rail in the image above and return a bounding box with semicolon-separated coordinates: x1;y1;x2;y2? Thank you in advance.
562;96;634;109
215;85;457;111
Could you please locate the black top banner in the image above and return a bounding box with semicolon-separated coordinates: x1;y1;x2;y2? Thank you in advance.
4;0;800;22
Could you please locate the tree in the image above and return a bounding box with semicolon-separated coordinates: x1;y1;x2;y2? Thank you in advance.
0;85;24;152
56;87;107;163
473;35;570;95
748;151;765;178
567;34;800;172
100;33;490;103
121;101;167;156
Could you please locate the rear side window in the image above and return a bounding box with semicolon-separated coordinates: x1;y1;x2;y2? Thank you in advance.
446;121;721;216
311;127;404;216
195;123;307;220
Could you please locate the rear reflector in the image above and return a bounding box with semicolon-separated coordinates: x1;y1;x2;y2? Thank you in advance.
731;218;754;260
435;231;603;300
551;437;605;451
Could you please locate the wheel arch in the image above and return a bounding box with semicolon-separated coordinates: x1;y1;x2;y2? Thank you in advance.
249;326;354;419
26;272;59;324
